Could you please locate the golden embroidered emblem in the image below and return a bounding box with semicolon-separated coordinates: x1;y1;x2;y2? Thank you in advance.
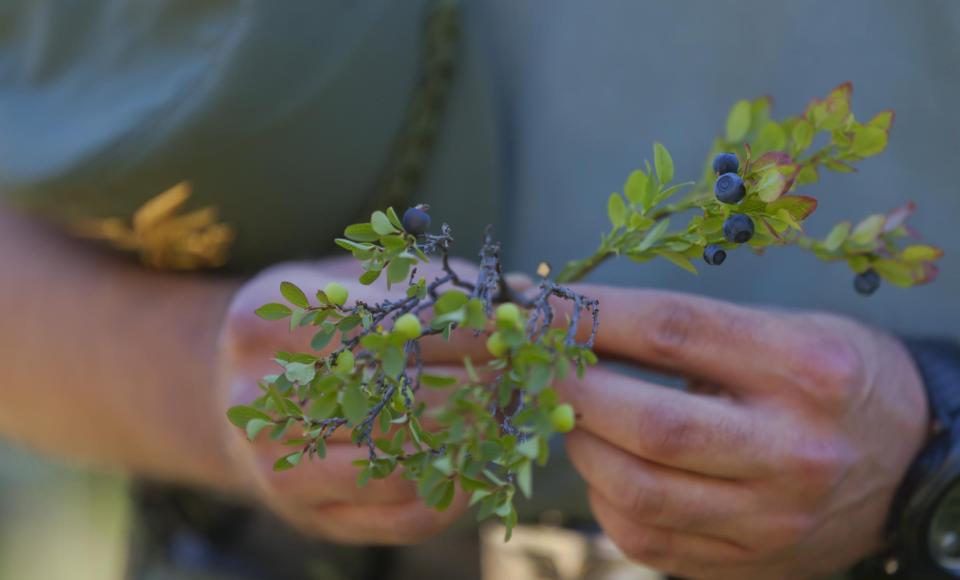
72;182;235;270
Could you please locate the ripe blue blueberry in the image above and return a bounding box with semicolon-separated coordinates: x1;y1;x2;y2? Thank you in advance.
854;269;881;295
702;244;727;266
402;207;431;235
723;214;755;244
713;152;740;175
714;173;746;204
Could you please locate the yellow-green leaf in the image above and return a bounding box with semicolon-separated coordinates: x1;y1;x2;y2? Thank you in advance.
823;221;851;252
901;245;943;262
653;142;674;185
850;214;885;245
607;193;627;228
726;100;752;142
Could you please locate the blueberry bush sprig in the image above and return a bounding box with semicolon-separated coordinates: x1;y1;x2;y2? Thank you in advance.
557;83;942;290
228;83;943;541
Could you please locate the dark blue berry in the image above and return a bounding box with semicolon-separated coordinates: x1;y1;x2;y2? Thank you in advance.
402;207;431;235
854;269;881;295
713;152;740;175
714;173;746;204
703;244;727;266
723;214;755;244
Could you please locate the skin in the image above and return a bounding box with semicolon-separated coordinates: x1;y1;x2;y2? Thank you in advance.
0;206;931;571
554;285;930;579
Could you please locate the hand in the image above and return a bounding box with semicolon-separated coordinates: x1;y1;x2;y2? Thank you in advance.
216;256;488;545
556;286;929;579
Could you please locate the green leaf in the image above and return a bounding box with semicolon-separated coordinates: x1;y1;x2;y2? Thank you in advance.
791;118;814;151
754;167;788;202
344;223;380;242
726;100;752;142
284;361;316;385
657;250;698;275
464;298;487;330
226;405;272;428
386;258;412;286
624;170;651;208
279;281;309;309
607;193;627;228
868;110;895;133
517;461;532;499
653;142;674;185
371;211;399;236
310;326;336;351
334;238;374;253
766;195;818;221
273;451;302;472
381;346;406;377
517;436;540;459
635;219;670;253
431;480;456;511
308;390;339;421
421;374;459;389
873;259;916;287
386;207;404;230
901;245;943;262
435;290;469;314
255;303;292;321
850;126;888;157
823;221;851;252
341;384;369;425
245;418;273;441
359;269;382;285
850;214;886;245
752;122;787;154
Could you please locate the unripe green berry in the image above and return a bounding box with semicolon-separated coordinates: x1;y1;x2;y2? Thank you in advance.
324;282;349;307
394;313;422;340
550;404;575;433
333;349;355;373
495;303;522;329
486;332;509;358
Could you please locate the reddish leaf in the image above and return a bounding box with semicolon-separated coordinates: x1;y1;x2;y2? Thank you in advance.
767;195;818;220
918;263;940;285
884;202;916;233
754;151;793;169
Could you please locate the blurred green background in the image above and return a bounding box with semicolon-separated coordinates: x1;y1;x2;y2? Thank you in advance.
0;444;129;580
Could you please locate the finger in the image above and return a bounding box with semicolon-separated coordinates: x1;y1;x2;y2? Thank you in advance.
251;442;419;506
566;430;752;536
283;493;469;545
564;285;830;397
556;366;773;478
588;489;753;576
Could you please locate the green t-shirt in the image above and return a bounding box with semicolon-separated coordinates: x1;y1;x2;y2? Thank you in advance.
0;0;500;271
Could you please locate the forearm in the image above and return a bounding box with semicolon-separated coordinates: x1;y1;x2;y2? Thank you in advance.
0;206;244;491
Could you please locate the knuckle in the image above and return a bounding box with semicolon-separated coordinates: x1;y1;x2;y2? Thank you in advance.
789;323;865;406
624;479;668;523
644;298;700;359
787;437;848;495
637;405;696;457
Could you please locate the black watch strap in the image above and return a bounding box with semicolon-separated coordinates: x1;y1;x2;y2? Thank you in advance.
905;339;960;429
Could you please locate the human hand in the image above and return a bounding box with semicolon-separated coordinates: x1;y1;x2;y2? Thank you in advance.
217;256;490;544
556;286;929;579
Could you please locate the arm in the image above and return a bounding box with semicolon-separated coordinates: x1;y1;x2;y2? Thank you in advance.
0;205;243;490
0;205;478;543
